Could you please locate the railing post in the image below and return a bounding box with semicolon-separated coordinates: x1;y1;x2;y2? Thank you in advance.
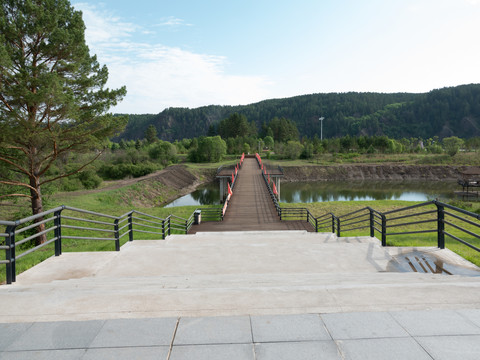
331;214;335;233
369;208;375;238
128;212;134;241
315;217;318;233
168;216;171;236
336;217;341;237
5;224;16;284
162;220;166;239
114;219;120;251
437;202;445;249
381;214;387;246
54;209;62;256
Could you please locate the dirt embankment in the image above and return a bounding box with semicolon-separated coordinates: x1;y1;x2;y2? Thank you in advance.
122;165;216;207
56;165;216;208
282;165;465;182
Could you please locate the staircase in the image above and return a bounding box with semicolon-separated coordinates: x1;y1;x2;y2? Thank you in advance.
1;231;479;323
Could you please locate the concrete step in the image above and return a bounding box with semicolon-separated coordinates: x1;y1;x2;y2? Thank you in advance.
3;270;480;322
1;231;479;322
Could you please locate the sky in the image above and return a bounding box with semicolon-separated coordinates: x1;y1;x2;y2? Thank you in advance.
73;0;480;114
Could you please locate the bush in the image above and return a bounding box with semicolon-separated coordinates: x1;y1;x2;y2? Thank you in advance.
58;177;83;192
149;141;177;166
284;141;304;160
78;170;102;189
188;136;226;163
443;136;464;157
99;163;158;180
426;144;443;154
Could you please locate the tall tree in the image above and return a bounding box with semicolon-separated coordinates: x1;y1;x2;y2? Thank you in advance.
0;0;127;244
218;113;256;139
145;124;158;144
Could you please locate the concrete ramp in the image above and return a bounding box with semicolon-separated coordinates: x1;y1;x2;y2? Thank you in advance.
1;231;479;322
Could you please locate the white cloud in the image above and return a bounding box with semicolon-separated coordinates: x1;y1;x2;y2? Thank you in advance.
74;3;270;113
156;16;193;27
75;3;137;45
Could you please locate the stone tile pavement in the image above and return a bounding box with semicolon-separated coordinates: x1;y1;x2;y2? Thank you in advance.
2;310;480;359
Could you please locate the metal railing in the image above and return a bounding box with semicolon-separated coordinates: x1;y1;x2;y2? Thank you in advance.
261;171;281;215
257;162;480;256
280;200;480;255
1;205;222;284
278;207;319;230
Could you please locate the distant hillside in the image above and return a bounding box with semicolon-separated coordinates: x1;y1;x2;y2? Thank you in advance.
116;84;480;141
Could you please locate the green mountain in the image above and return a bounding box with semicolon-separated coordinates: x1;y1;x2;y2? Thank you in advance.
116;84;480;141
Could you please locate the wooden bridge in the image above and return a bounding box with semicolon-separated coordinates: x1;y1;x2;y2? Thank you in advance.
189;157;313;233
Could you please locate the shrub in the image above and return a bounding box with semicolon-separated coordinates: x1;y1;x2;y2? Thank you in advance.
99;163;158;180
78;170;102;189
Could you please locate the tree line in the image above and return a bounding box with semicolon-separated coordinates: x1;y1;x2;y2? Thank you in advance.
116;84;480;142
107;115;475;168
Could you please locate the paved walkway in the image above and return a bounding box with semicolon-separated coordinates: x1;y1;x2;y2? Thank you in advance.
2;310;480;359
190;158;312;233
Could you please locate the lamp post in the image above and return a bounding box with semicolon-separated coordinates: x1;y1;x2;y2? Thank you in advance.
319;117;325;140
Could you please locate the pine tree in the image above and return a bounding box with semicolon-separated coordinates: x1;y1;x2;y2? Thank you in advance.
0;0;127;244
145;124;158;144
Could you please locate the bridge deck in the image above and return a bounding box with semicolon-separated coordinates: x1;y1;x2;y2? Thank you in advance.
190;158;313;233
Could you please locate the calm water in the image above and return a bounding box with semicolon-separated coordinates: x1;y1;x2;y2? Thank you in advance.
164;180;457;207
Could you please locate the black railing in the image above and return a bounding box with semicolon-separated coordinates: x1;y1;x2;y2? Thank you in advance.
1;205;222;284
278;207;319;231
278;201;480;257
261;171;281;215
256;161;480;258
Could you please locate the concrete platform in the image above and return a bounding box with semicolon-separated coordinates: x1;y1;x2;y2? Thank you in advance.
2;310;480;359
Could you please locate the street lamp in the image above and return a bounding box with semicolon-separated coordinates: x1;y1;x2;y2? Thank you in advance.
319;117;325;140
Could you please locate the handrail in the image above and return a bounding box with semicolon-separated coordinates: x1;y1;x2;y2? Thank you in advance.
1;204;223;285
256;164;480;254
277;200;480;259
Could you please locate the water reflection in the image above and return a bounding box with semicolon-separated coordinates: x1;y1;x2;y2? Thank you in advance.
164;180;456;207
280;181;454;203
165;183;220;207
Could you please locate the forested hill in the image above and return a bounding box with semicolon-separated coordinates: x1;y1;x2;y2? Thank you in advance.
116;84;480;141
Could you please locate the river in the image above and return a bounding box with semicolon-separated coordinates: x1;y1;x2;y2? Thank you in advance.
165;180;459;207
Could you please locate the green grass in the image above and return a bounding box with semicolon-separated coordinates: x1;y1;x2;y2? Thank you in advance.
266;151;480;166
184;158;240;171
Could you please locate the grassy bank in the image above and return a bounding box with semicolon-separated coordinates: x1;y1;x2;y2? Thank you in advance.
264;152;480;166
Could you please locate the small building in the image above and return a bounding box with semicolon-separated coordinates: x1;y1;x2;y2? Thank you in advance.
457;167;480;195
